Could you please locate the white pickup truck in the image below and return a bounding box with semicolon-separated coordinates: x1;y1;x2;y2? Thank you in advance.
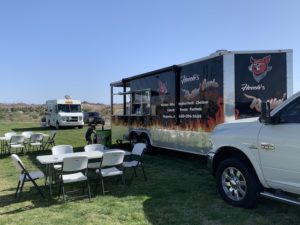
208;91;300;208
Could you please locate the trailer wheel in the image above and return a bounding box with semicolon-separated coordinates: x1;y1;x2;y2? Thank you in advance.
129;133;139;147
140;134;151;153
216;157;260;208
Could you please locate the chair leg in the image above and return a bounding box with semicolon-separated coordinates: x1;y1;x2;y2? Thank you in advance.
44;165;49;187
17;179;25;200
141;164;147;181
15;180;21;197
87;181;91;200
121;174;125;185
101;178;105;195
82;182;86;195
35;182;45;198
43;143;48;151
59;180;62;198
94;178;99;195
62;182;66;201
24;174;45;198
133;167;138;177
129;168;136;185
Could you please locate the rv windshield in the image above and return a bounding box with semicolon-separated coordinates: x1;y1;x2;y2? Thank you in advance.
57;104;81;113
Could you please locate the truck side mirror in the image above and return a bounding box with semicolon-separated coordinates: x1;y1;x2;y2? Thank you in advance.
260;102;271;124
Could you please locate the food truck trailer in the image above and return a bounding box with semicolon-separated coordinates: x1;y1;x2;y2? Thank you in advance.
110;49;293;155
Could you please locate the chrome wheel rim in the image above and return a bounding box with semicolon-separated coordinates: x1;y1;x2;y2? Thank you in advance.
221;167;247;201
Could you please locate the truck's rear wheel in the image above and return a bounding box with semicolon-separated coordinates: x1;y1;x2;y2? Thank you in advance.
216;158;260;208
129;133;139;147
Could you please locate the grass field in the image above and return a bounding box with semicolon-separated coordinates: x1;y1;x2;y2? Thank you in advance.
1;122;300;225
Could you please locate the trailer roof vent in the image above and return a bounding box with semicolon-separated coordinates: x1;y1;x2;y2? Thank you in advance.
64;95;72;99
209;49;228;57
215;49;228;54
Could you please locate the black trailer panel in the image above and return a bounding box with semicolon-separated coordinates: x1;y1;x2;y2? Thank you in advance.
235;53;287;118
111;49;292;155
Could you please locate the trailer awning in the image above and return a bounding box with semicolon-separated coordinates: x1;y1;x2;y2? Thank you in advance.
110;65;178;87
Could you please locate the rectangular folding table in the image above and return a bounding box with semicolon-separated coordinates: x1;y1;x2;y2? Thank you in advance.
37;151;103;196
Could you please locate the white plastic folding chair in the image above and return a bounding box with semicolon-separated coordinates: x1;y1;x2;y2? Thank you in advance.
52;145;73;155
96;150;125;195
84;144;105;152
123;143;147;184
28;133;44;152
50;145;74;183
84;144;106;169
43;131;57;150
21;131;33;150
11;154;45;200
0;132;17;154
21;131;33;139
8;135;25;154
60;156;91;201
5;132;17;139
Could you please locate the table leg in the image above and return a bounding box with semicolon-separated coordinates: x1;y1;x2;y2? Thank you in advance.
0;140;3;155
49;164;53;197
44;163;53;197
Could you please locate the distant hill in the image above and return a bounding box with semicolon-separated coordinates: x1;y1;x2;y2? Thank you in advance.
0;103;45;122
0;102;112;122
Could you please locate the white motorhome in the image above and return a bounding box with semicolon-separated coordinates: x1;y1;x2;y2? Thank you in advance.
45;97;84;129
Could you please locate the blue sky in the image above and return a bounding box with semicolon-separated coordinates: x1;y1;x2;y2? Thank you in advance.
0;0;299;104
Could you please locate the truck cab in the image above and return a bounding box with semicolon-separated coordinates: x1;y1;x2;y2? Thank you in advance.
208;91;300;208
45;98;84;129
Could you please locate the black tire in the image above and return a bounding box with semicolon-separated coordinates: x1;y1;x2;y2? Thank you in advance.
129;132;139;147
140;134;151;153
216;157;260;208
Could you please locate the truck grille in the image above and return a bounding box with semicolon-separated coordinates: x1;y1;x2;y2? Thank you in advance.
67;117;78;122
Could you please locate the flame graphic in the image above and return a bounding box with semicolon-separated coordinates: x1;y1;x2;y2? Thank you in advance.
112;97;224;133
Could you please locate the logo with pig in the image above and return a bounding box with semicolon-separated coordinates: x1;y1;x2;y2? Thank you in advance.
248;55;272;83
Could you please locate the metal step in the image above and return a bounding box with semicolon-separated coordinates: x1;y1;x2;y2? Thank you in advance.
260;191;300;206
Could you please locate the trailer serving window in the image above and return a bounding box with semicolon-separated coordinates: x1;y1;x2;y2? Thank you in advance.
112;87;131;116
131;89;150;115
